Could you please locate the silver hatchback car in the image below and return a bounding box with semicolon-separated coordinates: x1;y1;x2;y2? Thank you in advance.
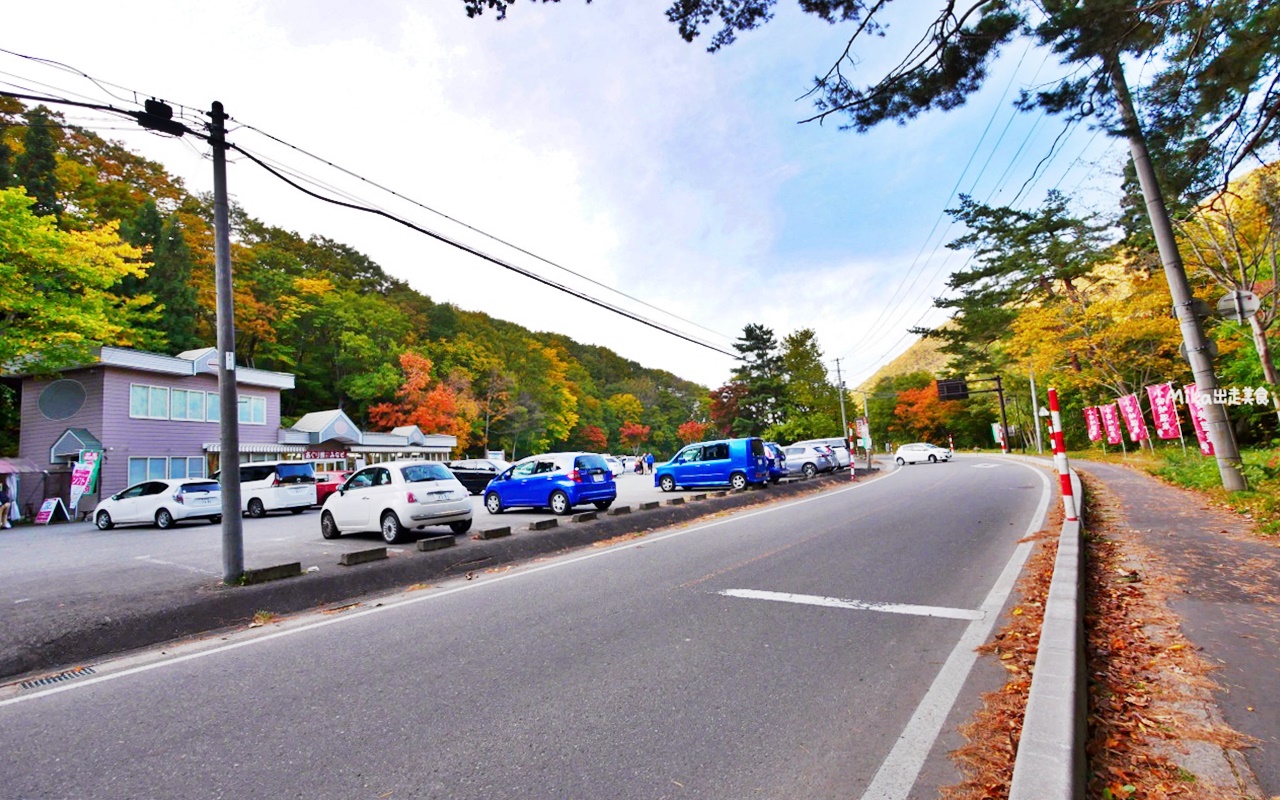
781;444;836;479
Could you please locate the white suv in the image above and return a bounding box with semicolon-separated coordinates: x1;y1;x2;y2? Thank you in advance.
320;460;473;543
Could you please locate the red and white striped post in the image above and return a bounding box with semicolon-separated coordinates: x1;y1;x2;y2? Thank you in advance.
1047;387;1078;522
848;428;858;482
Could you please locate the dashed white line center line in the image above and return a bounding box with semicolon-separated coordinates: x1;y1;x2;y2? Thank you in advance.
133;555;219;577
718;588;983;621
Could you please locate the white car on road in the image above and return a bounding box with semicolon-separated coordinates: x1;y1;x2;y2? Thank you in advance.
93;478;222;530
893;442;954;465
320;460;473;544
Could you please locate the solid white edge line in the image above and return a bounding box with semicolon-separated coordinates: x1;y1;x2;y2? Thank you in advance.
2;468;906;708
718;589;982;621
857;459;1052;800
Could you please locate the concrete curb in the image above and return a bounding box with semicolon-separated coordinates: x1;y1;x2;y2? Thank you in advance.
1010;464;1086;800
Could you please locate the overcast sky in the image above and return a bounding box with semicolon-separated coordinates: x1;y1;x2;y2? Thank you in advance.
5;1;1125;389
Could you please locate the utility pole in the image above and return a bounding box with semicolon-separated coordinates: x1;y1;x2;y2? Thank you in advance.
834;358;849;442
995;375;1010;454
1030;369;1043;454
211;101;245;583
1108;56;1247;491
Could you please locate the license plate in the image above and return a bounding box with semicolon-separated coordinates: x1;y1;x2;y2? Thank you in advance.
592;474;602;483
193;497;215;505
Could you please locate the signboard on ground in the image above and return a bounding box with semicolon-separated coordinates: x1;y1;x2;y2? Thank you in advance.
35;498;70;525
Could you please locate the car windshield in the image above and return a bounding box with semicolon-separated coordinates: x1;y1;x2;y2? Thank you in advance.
575;455;608;472
276;463;316;483
401;463;454;483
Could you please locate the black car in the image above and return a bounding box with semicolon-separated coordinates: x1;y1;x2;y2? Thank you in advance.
445;459;511;495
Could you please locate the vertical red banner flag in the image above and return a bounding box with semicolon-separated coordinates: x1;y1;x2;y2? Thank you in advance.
1145;383;1181;440
1084;406;1102;442
1117;393;1150;442
1099;403;1123;445
1184;384;1216;456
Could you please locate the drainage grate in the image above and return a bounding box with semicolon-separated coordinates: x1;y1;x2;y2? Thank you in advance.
20;666;96;690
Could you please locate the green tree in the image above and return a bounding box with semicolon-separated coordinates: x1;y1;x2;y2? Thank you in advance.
0;188;148;370
14;105;62;219
730;323;785;436
771;328;841;442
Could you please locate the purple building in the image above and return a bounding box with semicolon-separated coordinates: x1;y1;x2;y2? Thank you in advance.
14;347;293;518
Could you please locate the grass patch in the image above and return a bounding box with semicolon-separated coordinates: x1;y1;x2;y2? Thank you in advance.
1070;445;1280;535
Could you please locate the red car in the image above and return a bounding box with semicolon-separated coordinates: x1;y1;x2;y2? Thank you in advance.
313;471;352;505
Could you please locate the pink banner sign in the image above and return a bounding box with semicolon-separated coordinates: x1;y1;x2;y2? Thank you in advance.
1117;393;1149;442
1099;403;1123;446
1145;383;1181;440
1184;384;1215;456
1084;406;1102;442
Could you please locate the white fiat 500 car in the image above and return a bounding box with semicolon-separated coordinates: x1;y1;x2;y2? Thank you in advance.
93;478;222;530
893;442;954;465
319;460;472;543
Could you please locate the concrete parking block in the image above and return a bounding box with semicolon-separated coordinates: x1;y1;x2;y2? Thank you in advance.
639;501;659;510
711;491;728;498
690;494;707;501
530;518;559;531
666;497;685;506
571;511;598;523
241;562;303;584
477;527;512;539
416;536;455;552
607;505;632;515
338;548;388;566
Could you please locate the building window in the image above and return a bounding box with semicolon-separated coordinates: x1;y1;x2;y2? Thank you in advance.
128;456;171;485
171;389;206;422
238;395;266;425
129;384;170;419
206;392;220;423
168;456;206;479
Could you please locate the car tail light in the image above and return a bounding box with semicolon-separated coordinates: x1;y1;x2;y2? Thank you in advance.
174;492;184;504
406;491;418;504
271;476;280;487
569;469;583;483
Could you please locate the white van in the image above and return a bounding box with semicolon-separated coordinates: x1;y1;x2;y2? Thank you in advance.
790;437;852;468
213;460;317;517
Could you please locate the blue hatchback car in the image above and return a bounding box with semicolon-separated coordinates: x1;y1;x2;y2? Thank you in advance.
654;437;770;492
483;452;617;515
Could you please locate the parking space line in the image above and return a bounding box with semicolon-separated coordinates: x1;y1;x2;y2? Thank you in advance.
719;588;982;621
133;555;219;577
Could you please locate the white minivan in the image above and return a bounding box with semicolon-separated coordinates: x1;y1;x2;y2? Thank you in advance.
213;460;317;517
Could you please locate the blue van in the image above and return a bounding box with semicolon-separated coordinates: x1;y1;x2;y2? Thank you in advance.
654;437;770;492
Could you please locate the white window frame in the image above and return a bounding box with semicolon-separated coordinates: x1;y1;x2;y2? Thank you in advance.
238;395;267;426
129;383;171;420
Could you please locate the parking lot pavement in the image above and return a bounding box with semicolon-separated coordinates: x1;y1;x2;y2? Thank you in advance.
0;466;867;681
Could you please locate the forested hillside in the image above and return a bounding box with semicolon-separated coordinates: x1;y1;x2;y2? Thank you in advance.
0;99;707;458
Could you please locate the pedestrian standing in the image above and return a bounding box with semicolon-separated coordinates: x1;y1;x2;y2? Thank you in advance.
645;452;655;474
0;481;12;529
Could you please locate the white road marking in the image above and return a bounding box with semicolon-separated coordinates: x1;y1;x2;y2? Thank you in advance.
719;589;982;621
13;599;31;604
2;472;903;707
133;555;219;577
971;463;1001;469
858;460;1051;800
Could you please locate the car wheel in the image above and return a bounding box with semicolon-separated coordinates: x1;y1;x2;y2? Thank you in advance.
485;492;504;514
155;508;175;529
290;507;306;514
380;511;406;544
896;457;906;466
730;472;748;491
210;515;222;524
928;454;937;463
802;463;817;479
770;476;780;485
320;511;341;540
593;499;613;510
247;498;266;518
549;490;571;515
449;519;473;534
95;511;114;530
659;475;675;492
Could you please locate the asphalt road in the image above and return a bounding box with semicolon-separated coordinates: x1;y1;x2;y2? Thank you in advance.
0;456;1050;799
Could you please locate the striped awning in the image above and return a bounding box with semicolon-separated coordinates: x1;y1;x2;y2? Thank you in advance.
202;443;309;454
